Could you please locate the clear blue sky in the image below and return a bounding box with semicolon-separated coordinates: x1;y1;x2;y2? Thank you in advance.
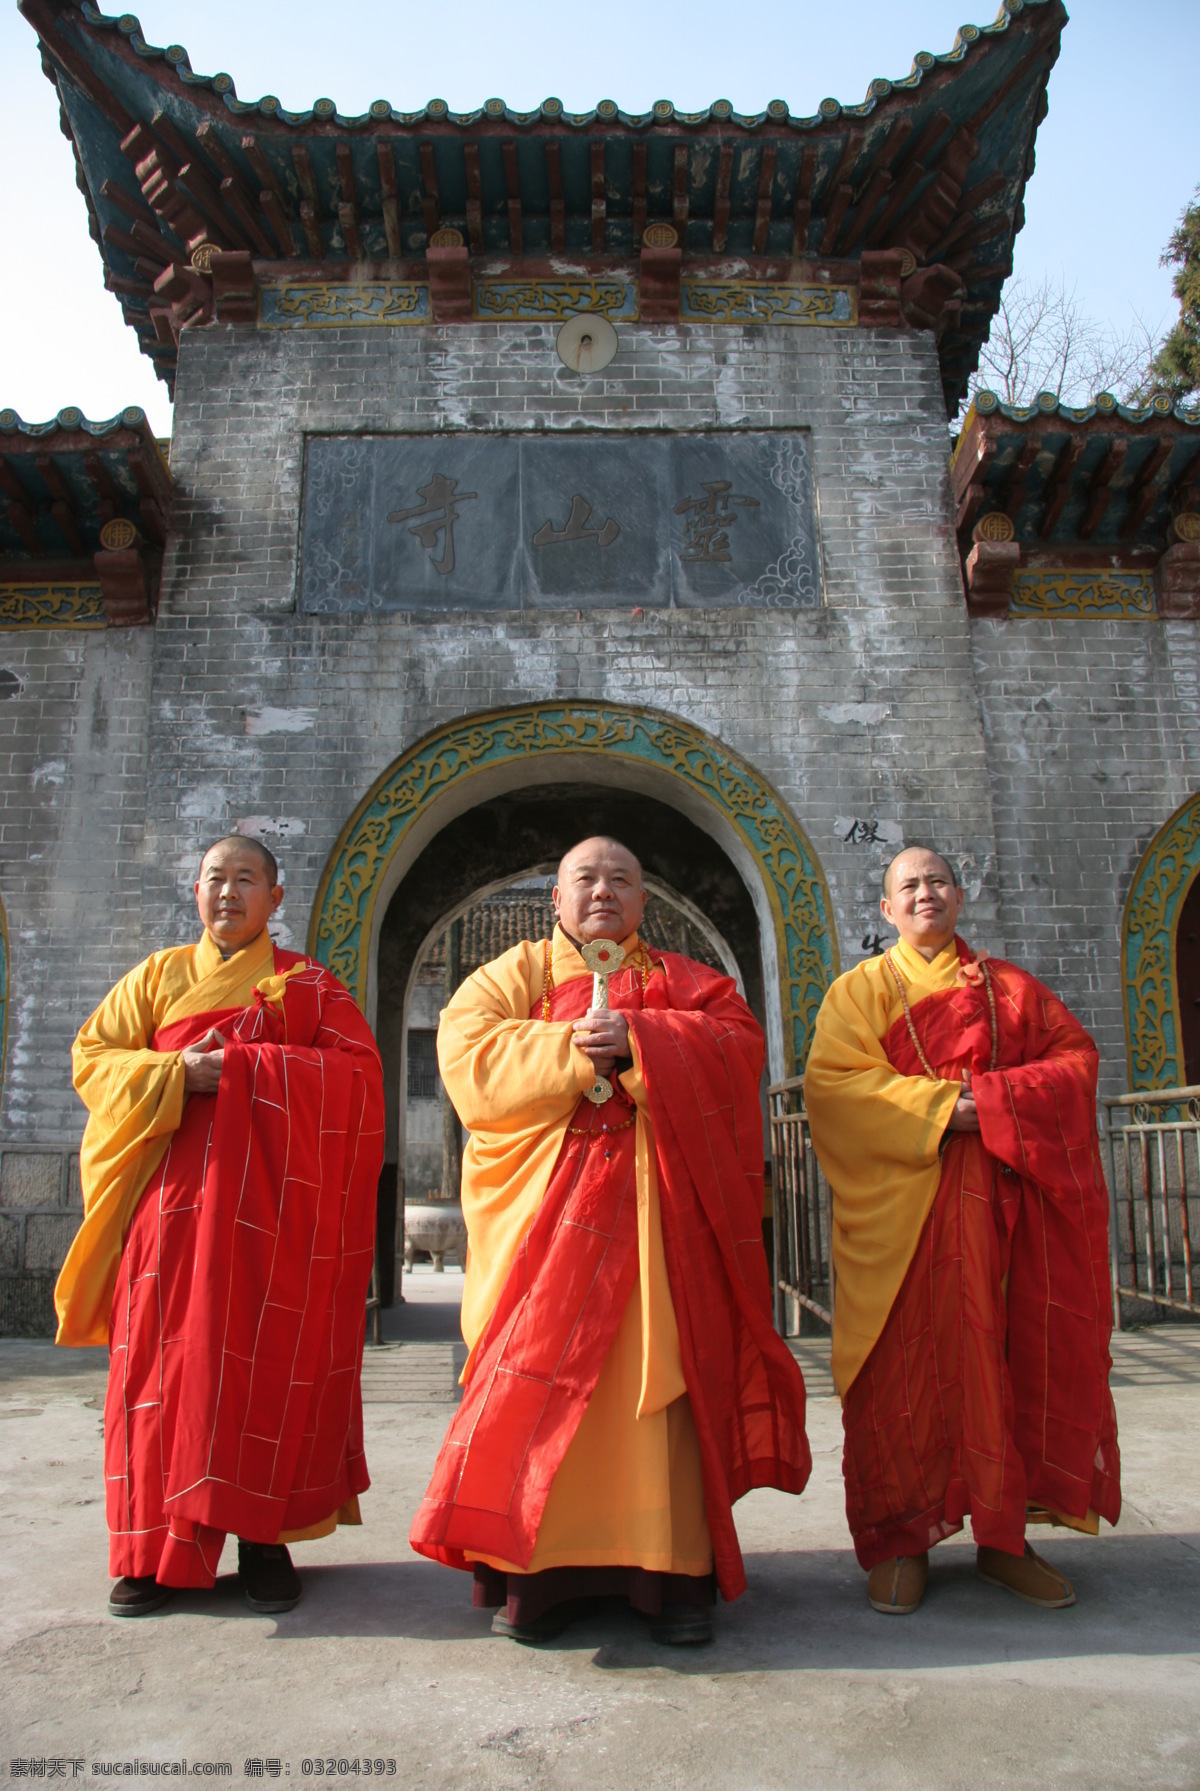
1;0;1196;434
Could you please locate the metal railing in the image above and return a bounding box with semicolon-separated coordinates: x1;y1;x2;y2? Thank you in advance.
1105;1085;1200;1328
768;1077;1200;1341
768;1075;833;1336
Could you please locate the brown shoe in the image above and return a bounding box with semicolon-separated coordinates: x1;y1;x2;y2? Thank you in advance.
108;1575;171;1618
867;1552;929;1615
976;1542;1075;1608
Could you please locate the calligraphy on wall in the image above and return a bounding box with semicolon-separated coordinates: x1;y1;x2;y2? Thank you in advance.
298;433;820;612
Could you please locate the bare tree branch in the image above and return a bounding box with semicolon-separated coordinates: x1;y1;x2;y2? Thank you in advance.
960;275;1158;419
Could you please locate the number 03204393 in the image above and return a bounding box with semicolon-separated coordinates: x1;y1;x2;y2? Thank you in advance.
301;1762;397;1777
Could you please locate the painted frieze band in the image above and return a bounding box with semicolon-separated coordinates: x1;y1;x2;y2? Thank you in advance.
259;283;430;328
474;279;637;322
0;585;106;628
258;279;859;329
679;282;856;326
1009;570;1158;620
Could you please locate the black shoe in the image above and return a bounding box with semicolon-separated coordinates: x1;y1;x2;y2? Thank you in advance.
237;1541;301;1613
490;1598;591;1644
648;1605;713;1646
108;1575;171;1618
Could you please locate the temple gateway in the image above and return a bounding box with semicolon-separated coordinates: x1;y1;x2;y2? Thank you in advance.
2;0;1198;1333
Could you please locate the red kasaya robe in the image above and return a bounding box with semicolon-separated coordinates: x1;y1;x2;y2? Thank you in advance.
826;942;1121;1569
409;946;811;1603
77;946;384;1586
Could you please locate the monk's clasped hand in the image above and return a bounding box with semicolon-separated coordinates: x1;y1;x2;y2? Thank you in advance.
572;1009;631;1078
182;1027;226;1095
946;1067;981;1132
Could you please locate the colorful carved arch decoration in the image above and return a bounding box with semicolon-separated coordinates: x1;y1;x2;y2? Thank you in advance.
0;897;8;1088
308;702;838;1074
1123;792;1200;1089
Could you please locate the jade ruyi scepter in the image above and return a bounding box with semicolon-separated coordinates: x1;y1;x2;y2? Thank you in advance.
579;938;626;1105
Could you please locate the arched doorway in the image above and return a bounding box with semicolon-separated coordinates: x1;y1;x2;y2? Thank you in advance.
399;862;737;1223
0;897;7;1099
373;780;765;1181
1122;791;1200;1089
309;702;834;1049
308;702;837;1290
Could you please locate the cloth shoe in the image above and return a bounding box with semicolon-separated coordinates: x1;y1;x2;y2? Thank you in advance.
490;1598;592;1644
237;1541;302;1613
648;1605;713;1646
108;1574;171;1618
867;1551;929;1615
976;1541;1075;1608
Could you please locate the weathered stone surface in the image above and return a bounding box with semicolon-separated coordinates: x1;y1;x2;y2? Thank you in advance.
0;1213;20;1271
1;1321;1199;1783
0;1272;55;1335
23;1213;78;1271
0;1152;63;1209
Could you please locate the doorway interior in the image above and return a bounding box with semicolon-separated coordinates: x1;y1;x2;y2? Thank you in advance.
372;781;768;1302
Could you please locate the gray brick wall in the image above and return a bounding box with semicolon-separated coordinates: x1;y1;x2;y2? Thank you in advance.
972;615;1200;1096
0;629;154;1141
142;317;1002;1015
2;312;1197;1327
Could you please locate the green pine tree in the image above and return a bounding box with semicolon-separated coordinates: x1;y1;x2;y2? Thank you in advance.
1151;188;1200;401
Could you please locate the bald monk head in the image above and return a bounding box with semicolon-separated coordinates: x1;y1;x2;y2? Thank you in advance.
880;845;964;963
553;836;648;945
194;836;284;956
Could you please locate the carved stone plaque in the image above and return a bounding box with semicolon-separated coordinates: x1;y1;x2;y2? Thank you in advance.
298;432;819;613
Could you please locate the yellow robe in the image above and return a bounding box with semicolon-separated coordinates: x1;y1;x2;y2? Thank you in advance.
56;928;281;1348
802;937;963;1398
437;925;712;1577
57;927;359;1541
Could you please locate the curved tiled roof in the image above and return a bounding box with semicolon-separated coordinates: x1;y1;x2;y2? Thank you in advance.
951;390;1200;557
971;390;1200;428
73;0;1041;133
21;0;1064;410
0;404;172;565
0;403;152;437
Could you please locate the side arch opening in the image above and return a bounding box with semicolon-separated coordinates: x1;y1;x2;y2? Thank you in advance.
1123;791;1200;1089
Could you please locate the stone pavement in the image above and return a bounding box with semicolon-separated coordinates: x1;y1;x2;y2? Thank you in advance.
2;1268;1198;1791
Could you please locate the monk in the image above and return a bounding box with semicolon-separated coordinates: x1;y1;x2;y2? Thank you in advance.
410;836;810;1644
56;836;385;1618
804;845;1120;1616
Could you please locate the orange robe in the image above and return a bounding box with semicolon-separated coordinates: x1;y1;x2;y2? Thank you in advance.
410;927;810;1602
804;936;1120;1568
